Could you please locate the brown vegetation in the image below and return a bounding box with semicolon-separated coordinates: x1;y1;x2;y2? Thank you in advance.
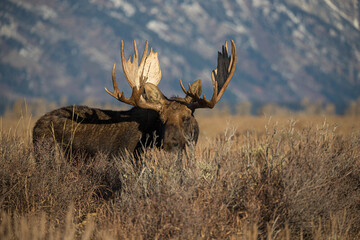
1;113;360;239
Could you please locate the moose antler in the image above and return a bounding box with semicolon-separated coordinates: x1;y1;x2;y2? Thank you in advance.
121;40;161;88
105;63;141;106
180;40;237;109
105;40;162;111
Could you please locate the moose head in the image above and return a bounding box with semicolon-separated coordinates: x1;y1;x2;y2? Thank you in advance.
104;40;237;152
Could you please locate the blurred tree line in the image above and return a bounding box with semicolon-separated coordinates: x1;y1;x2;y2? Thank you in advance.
345;97;360;116
3;96;360;118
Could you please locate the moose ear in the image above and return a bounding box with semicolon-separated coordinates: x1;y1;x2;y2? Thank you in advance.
184;80;202;103
144;83;168;105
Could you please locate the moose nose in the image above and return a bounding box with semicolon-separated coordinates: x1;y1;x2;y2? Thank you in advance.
164;137;183;152
163;125;185;152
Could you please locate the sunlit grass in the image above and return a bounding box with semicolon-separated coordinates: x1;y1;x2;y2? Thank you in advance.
1;113;360;239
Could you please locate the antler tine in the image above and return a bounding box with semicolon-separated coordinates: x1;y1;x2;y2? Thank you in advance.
133;40;138;61
105;63;120;98
139;40;149;70
179;79;187;94
105;63;137;106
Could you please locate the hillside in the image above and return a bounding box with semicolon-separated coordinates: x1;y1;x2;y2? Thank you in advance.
1;0;360;114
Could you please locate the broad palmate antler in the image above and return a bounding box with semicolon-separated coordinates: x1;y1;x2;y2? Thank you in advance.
105;40;162;111
180;40;237;109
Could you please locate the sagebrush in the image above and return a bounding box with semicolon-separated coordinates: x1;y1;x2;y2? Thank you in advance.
1;116;360;239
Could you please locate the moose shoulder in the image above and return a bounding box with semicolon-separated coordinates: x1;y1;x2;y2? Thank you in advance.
33;40;237;156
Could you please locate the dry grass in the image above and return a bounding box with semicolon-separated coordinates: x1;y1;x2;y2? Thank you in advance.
1;113;360;239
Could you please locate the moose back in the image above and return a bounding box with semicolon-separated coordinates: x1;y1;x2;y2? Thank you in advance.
33;40;237;156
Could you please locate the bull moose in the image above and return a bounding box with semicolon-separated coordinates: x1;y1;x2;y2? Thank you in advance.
33;40;237;157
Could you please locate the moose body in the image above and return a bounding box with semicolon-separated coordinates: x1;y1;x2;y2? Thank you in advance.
33;40;236;157
33;106;165;156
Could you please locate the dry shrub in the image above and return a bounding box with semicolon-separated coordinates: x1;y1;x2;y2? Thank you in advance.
0;131;114;223
281;121;360;238
222;119;360;239
1;117;360;239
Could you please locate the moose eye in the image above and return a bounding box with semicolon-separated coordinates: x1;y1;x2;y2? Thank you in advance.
182;116;191;122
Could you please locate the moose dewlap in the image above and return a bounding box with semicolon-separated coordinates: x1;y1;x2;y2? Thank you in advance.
33;40;237;157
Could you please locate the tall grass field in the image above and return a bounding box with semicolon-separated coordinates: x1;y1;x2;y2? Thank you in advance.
1;111;360;239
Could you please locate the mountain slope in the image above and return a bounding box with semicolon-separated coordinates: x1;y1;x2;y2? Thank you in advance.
1;0;359;113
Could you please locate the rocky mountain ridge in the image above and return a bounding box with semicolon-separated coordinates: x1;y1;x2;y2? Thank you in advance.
1;0;359;114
